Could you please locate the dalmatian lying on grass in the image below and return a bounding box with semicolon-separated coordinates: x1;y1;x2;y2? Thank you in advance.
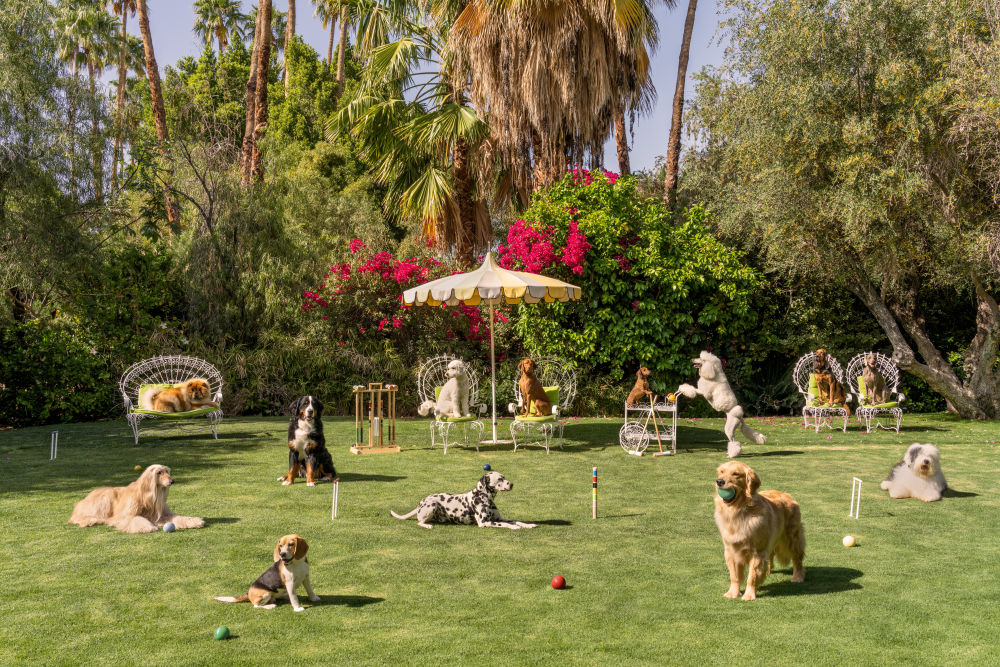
390;471;537;530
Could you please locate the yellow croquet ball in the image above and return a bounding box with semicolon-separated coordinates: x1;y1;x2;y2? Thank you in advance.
842;535;856;547
134;465;142;471
667;393;676;402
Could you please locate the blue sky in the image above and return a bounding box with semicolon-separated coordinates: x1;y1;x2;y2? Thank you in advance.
128;1;727;172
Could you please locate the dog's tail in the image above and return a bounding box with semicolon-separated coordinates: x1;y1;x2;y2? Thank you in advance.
880;479;891;490
843;402;852;417
417;400;436;417
740;420;767;445
138;386;161;411
390;508;419;520
214;594;250;603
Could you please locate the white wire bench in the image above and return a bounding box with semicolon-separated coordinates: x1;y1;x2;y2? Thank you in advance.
120;355;224;444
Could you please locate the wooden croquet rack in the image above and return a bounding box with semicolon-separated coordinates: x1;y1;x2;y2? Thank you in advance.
351;383;400;455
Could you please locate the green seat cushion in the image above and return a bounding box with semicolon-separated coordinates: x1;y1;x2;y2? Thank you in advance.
808;374;844;407
861;402;899;409
131;406;220;417
436;414;478;423
516;386;559;421
134;383;219;416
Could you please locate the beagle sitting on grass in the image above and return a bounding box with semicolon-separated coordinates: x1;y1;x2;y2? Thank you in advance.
214;534;319;612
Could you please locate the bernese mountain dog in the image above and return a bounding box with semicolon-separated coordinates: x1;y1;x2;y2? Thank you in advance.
278;396;337;486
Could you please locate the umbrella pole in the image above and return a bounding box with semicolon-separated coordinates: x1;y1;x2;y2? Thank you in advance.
490;301;498;442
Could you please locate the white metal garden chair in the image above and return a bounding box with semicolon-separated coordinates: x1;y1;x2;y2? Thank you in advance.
507;357;577;454
792;352;852;432
416;355;486;453
120;355;224;444
845;352;905;433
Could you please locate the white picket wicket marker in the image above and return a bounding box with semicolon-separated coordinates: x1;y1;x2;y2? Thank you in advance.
50;431;59;460
849;477;862;519
331;478;340;520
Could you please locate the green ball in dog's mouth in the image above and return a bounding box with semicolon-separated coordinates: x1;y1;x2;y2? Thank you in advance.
717;487;737;502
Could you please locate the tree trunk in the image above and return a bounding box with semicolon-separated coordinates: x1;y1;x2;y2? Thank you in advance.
664;0;698;205
242;7;264;183
87;57;103;203
111;9;127;193
284;0;295;91
452;136;475;266
136;0;179;226
335;5;348;100
217;27;228;54
614;107;630;176
326;12;335;72
69;55;78;200
250;0;272;182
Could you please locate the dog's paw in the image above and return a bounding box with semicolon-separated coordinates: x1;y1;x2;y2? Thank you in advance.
724;587;741;599
293;606;306;612
254;604;277;609
727;441;742;458
282;480;292;486
306;482;316;487
741;590;757;601
309;594;320;602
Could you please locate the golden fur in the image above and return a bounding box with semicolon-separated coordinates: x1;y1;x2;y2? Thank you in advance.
140;378;219;413
813;348;850;415
518;358;551;416
713;461;805;601
626;367;653;407
69;464;205;534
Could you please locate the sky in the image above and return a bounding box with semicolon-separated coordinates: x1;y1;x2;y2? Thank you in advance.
124;1;729;173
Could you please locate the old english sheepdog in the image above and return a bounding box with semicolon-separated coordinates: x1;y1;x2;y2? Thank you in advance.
881;443;947;502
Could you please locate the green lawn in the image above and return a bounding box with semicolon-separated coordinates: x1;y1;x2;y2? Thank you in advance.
1;413;998;665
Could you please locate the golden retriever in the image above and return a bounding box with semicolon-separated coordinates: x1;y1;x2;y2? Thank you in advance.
140;378;219;413
69;464;205;534
518;358;551;416
714;461;805;600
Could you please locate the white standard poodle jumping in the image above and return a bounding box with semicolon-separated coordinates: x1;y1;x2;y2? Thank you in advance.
418;359;471;419
676;350;766;458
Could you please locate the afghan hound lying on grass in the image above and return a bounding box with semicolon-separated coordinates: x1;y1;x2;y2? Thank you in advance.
69;464;205;534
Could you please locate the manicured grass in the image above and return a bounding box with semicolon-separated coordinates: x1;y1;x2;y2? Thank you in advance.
1;413;998;665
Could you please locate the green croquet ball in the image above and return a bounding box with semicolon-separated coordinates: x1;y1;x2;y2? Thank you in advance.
214;626;230;640
717;487;737;501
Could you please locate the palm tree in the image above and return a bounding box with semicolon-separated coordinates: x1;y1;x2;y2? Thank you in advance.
663;0;697;204
54;2;85;199
312;0;337;71
333;0;492;264
136;0;179;225
243;0;272;183
250;4;287;56
334;1;353;100
107;0;136;193
449;0;659;190
193;0;249;54
284;0;295;90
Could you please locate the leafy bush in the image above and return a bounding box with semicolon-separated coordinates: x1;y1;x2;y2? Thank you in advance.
498;170;767;413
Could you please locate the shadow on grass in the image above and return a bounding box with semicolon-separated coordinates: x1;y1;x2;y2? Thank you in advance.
762;566;863;596
338;472;407;483
205;517;241;525
312;595;384;608
528;519;573;526
741;450;805;457
943;488;979;498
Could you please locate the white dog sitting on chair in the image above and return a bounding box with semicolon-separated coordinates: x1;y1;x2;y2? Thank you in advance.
418;359;471;419
676;351;766;458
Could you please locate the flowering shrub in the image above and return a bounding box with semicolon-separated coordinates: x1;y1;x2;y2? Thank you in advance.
505;168;766;401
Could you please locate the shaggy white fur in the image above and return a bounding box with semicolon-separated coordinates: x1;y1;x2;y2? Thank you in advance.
676;351;766;458
418;359;471;419
881;443;947;502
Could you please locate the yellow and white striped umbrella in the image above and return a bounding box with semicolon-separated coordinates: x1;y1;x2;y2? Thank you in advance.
402;253;581;443
402;253;581;307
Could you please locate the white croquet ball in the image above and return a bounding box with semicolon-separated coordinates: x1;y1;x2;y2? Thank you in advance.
842;535;856;547
163;522;176;533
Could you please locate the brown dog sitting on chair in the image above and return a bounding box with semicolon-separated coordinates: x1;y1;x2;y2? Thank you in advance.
626;367;654;407
518;358;551;417
861;353;888;405
814;348;850;415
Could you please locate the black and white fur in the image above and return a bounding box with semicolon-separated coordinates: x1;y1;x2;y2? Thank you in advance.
278;396;336;486
676;350;766;458
417;359;471;419
390;471;537;530
881;443;947;502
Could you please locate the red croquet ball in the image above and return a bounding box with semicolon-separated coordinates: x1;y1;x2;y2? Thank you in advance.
551;576;566;589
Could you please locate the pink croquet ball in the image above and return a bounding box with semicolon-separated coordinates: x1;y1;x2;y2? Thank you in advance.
551;576;566;590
